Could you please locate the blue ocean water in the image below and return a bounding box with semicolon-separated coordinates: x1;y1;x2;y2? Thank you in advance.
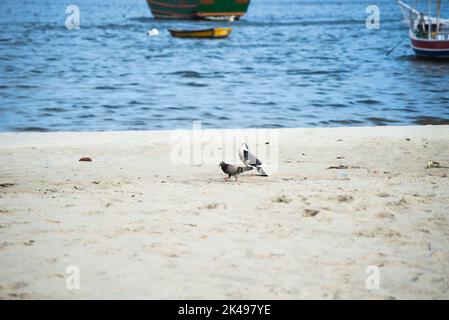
0;0;448;132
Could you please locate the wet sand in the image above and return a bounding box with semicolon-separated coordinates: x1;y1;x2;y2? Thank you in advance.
0;126;448;299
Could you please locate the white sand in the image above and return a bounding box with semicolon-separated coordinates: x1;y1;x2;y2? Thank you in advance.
0;126;448;299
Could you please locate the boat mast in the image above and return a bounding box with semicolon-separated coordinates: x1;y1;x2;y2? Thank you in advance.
428;0;432;39
436;0;441;33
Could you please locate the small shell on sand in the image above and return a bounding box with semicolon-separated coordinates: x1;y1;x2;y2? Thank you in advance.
79;157;92;162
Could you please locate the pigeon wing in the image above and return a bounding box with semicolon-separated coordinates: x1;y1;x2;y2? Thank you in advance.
239;144;262;167
246;148;262;167
225;164;252;176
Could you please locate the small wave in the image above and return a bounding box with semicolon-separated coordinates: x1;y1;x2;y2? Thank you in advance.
41;107;65;112
183;82;208;87
413;116;449;125
383;107;418;113
429;88;447;93
13;85;40;89
402;107;419;113
95;86;117;90
128;17;154;23
242;19;378;28
79;114;95;119
251;123;284;128
247;101;277;106
328;119;364;125
328;103;349;108
129;100;145;105
366;117;400;125
169;71;202;78
357;99;382;105
96;23;140;31
168;117;195;121
395;55;416;61
13;126;49;132
286;69;347;76
103;105;120;109
23;24;65;31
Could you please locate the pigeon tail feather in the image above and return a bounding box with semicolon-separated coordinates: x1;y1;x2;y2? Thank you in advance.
257;167;268;176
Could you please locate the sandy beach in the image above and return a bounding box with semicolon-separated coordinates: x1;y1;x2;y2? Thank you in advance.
0;125;448;299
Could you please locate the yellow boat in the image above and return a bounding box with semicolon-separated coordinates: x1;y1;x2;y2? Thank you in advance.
168;27;232;39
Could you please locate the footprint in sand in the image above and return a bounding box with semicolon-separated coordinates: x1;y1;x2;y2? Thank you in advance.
199;203;227;210
144;242;189;258
271;195;292;203
0;183;16;188
23;240;35;246
388;197;408;207
377;192;390;198
0;242;12;249
0;209;15;215
376;212;395;219
355;227;402;239
303;209;319;217
336;195;354;202
2;281;29;290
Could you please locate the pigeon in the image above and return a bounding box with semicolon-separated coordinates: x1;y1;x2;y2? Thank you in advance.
238;143;268;176
219;161;253;181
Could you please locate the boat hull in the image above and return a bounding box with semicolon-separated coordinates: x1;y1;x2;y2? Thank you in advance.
146;0;250;20
196;0;250;19
168;27;232;39
412;48;449;58
410;30;449;58
146;0;197;19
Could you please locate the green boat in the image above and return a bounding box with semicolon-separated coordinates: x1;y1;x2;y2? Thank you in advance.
146;0;251;20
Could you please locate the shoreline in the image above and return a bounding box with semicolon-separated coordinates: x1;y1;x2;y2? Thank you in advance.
1;125;448;299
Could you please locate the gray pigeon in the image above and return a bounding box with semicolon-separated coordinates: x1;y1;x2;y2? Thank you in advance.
238;143;268;176
219;161;253;181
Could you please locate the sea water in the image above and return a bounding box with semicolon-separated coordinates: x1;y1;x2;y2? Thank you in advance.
0;0;448;131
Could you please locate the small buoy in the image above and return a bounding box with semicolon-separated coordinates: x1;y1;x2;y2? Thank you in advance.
147;28;159;37
79;157;92;162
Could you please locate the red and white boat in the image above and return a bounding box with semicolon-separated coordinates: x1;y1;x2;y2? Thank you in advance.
398;0;449;58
